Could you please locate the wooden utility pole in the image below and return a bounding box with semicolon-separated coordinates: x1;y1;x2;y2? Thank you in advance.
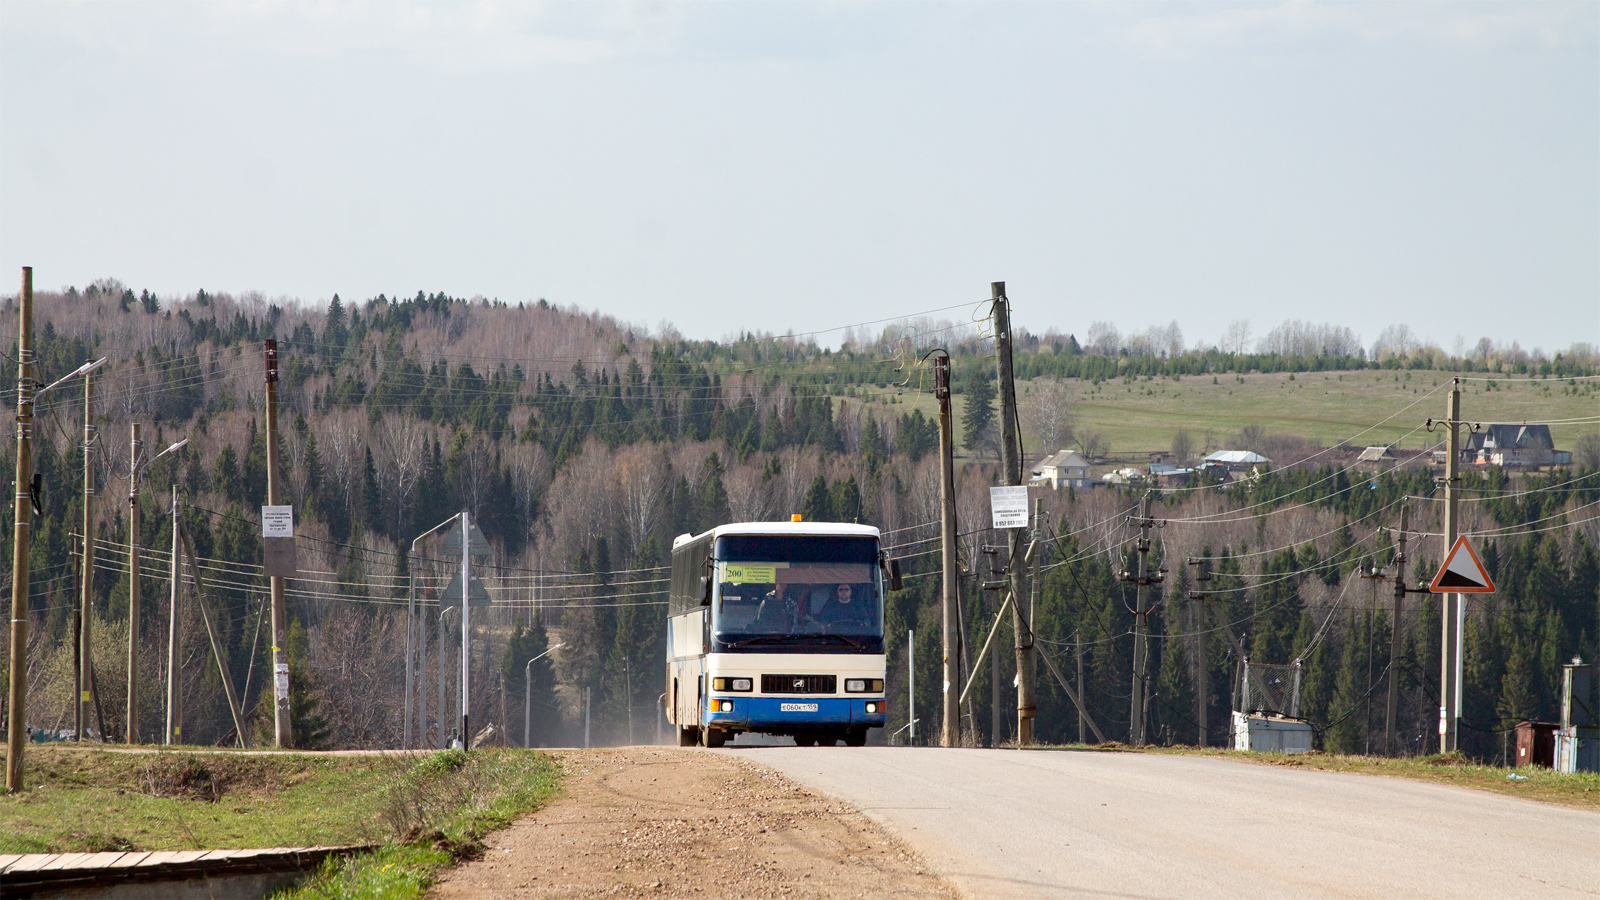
935;354;960;747
1075;633;1086;744
1385;504;1409;755
77;370;98;742
990;282;1035;745
1125;494;1162;746
1433;381;1463;753
6;267;34;791
126;423;142;744
165;485;183;745
264;340;292;748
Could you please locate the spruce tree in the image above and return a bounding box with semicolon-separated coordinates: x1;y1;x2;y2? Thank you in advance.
961;365;997;459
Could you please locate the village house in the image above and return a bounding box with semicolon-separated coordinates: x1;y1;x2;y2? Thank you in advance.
1356;445;1398;472
1149;463;1196;487
1463;424;1572;469
1031;450;1094;489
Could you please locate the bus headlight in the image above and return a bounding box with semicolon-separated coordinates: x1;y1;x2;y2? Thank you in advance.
844;679;884;693
714;700;734;713
865;701;883;714
712;678;753;692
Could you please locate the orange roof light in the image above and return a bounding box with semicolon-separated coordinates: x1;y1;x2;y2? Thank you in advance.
791;514;802;522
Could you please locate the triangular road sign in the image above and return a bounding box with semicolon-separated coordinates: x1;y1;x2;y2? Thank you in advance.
1429;536;1496;594
440;572;492;607
443;520;492;557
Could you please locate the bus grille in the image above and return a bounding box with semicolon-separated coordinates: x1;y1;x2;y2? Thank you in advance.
762;674;836;695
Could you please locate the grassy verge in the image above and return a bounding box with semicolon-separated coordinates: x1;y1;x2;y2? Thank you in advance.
274;748;559;900
1026;743;1600;808
1189;748;1600;808
0;747;560;900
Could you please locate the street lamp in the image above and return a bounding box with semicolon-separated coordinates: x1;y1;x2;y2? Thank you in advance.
525;643;565;749
408;514;462;750
124;434;187;745
36;357;107;398
7;353;108;790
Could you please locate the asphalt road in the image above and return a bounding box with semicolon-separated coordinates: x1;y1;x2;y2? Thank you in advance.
730;746;1599;899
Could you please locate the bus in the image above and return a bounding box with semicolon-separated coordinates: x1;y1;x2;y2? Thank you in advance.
666;521;900;748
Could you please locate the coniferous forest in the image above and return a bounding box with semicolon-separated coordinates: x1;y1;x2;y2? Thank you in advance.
2;282;1596;760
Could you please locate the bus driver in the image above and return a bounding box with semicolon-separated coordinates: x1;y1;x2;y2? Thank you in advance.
815;583;873;631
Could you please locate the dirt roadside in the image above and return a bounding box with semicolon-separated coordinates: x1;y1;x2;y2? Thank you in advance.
429;747;959;899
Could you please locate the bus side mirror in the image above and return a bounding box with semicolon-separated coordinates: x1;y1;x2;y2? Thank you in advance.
888;559;903;592
701;574;713;606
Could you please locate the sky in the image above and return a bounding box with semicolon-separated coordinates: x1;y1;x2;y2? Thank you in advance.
2;1;1596;354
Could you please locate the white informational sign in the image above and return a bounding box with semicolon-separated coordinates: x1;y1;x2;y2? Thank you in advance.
262;505;294;538
990;485;1031;529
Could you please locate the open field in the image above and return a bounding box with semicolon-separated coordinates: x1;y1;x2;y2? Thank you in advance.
867;370;1598;462
0;746;558;855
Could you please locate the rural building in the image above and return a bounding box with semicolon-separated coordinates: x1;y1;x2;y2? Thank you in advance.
1356;445;1398;471
1149;463;1195;487
1463;424;1572;469
1030;450;1094;488
1202;450;1272;474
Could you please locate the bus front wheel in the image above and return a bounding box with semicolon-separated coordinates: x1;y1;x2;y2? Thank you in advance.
702;727;727;748
844;727;867;747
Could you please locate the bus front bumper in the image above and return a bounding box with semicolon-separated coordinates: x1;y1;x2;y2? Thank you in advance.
704;697;886;730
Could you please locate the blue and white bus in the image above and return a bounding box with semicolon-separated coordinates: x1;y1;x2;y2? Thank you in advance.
666;522;899;748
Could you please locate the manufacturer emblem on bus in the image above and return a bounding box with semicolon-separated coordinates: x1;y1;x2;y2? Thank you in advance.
793;678;804;690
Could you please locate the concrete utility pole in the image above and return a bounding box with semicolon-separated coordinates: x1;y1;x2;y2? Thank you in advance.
1386;504;1410;756
6;267;34;791
1430;382;1466;753
78;370;97;741
406;515;460;749
124;430;187;745
126;424;142;744
907;630;916;744
264;340;292;749
439;605;450;749
990;282;1035;746
459;510;471;749
166;486;183;745
1188;557;1212;747
417;601;426;748
405;550;415;749
935;354;960;747
523;642;563;749
1124;494;1163;746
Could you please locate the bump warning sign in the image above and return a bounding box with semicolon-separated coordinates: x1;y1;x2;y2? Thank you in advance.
1429;536;1496;594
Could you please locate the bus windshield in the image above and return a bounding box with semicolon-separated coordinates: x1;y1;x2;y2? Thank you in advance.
711;535;883;653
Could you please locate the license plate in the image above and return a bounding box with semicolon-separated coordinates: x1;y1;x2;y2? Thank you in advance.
780;702;818;712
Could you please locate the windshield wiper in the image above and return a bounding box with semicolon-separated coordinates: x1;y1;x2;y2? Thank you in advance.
727;633;867;650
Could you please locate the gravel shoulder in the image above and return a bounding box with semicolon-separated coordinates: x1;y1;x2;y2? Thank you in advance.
429;747;959;899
